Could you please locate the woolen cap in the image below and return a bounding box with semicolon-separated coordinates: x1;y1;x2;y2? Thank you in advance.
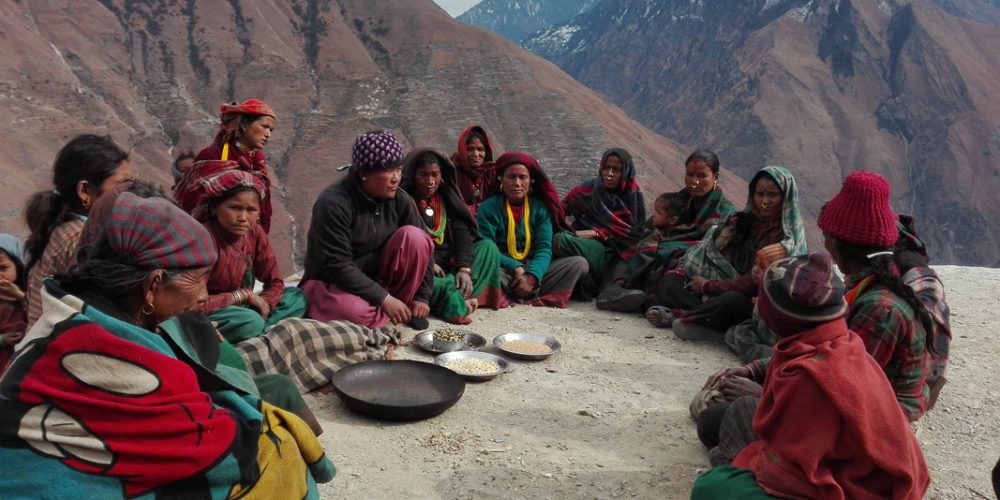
817;170;897;247
757;252;847;337
351;130;405;172
102;192;217;270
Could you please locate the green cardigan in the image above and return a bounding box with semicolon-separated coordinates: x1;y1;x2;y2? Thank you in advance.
476;195;553;281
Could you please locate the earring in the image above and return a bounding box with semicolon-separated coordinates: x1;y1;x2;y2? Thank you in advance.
140;302;156;316
82;198;91;209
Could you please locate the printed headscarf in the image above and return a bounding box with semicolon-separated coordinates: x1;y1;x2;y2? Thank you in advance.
491;151;569;232
749;166;807;257
401;147;477;232
214;98;276;149
173;160;269;222
189;171;267;223
90;191;216;270
220;98;275;120
681;166;806;280
561;148;646;256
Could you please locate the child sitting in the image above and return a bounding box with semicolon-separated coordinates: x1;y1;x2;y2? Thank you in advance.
597;192;685;312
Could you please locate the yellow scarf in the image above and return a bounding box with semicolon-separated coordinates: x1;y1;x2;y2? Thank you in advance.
505;198;531;260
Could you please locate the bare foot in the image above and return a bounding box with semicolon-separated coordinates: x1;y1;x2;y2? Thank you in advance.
645;306;674;328
465;298;479;315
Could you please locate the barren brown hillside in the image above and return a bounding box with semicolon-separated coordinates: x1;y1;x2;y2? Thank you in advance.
524;0;1000;265
0;0;726;271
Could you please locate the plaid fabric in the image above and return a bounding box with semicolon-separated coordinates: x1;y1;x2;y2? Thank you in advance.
562;148;646;257
105;192;216;270
845;271;929;421
903;266;950;386
621;188;736;288
714;396;760;466
235;318;400;392
188;170;267;223
681;166;806;282
25;218;84;327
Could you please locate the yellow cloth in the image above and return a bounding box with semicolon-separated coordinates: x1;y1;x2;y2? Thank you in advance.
228;402;334;499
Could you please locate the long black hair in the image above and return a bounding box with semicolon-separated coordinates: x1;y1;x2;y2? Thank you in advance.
24;135;128;271
834;237;935;343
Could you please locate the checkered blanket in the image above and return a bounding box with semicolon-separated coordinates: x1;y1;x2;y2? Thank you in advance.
236;318;400;392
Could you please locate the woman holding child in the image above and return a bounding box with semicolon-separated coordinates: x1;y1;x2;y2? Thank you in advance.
477;152;589;308
647;166;806;340
598;149;737;312
556;148;646;298
401;148;507;323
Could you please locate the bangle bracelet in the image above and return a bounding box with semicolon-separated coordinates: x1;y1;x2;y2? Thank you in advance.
457;267;471;275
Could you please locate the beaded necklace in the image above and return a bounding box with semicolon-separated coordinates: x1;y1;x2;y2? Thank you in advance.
845;275;874;305
505;198;531;260
420;195;447;245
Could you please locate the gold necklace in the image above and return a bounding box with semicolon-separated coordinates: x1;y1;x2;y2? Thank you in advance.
505;198;531;260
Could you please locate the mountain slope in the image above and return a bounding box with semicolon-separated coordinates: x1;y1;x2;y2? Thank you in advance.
523;0;1000;265
0;0;697;271
457;0;600;42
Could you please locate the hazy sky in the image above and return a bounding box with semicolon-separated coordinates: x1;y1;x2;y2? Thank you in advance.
433;0;480;17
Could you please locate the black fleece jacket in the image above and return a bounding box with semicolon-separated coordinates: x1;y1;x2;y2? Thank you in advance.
302;175;433;305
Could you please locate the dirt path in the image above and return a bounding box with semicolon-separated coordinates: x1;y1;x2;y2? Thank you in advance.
315;265;999;499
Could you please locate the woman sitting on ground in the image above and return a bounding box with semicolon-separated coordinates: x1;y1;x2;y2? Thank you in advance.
401;148;507;323
691;252;929;500
0;191;333;498
555;148;646;298
695;172;939;463
451;125;498;215
598;149;736;312
300;130;434;329
23;134;135;328
476;151;589;308
816;170;934;421
646;166;806;342
187;167;307;344
177;98;276;233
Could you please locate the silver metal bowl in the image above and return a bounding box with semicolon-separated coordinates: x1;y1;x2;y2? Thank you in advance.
434;351;508;381
413;330;486;353
493;332;561;361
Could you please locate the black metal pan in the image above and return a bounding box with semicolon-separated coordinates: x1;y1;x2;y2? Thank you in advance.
331;360;466;420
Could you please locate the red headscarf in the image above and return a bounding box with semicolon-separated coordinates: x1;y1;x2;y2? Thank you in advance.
219;98;275;119
492;151;569;232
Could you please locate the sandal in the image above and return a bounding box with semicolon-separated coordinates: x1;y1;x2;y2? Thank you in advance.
645;306;674;328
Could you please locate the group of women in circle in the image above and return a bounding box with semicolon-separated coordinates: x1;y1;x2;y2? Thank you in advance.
0;96;952;497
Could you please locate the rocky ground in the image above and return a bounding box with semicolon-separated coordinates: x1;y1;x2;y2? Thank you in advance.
314;265;999;499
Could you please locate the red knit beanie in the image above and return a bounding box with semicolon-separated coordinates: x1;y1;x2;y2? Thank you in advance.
817;170;897;247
